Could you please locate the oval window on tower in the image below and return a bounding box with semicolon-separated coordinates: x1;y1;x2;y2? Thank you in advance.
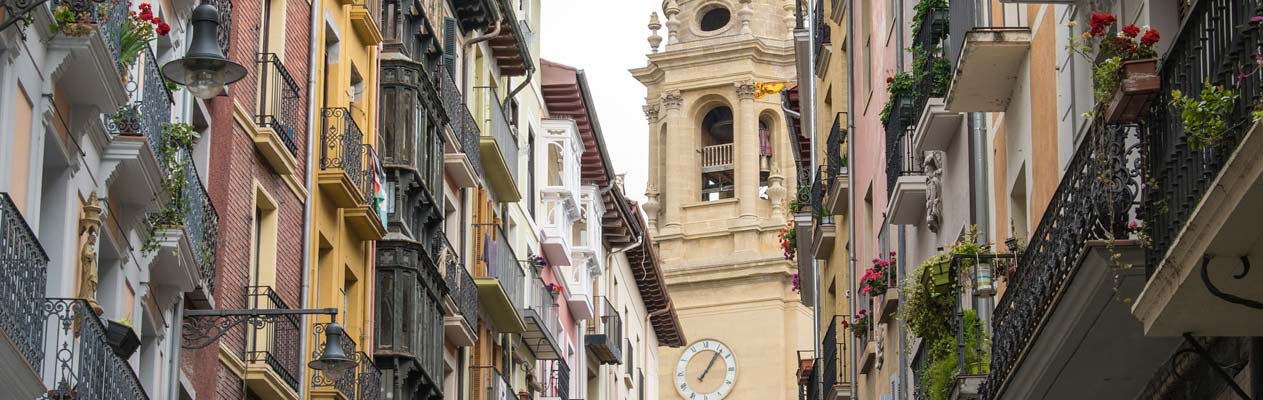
699;6;731;32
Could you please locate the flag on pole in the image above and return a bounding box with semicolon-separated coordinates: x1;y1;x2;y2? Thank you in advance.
755;81;788;99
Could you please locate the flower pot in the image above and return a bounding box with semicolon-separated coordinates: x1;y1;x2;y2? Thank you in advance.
106;320;141;359
1104;58;1160;124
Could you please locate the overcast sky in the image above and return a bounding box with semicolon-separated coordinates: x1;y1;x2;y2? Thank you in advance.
541;0;660;204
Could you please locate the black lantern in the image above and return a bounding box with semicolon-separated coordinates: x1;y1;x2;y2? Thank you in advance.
308;322;357;372
161;2;246;99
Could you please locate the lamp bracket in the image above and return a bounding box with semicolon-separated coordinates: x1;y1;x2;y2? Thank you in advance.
181;307;338;349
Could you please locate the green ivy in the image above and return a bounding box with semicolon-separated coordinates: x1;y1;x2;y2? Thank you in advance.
141;122;199;254
911;0;947;34
925;310;988;400
1092;56;1124;103
1171;82;1236;151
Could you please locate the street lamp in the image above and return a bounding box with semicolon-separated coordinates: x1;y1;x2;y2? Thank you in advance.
181;308;354;373
161;1;245;99
307;322;356;372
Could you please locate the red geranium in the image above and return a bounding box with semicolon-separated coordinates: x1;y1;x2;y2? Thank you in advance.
886;76;894;84
1140;29;1160;47
1121;23;1140;38
1088;12;1116;37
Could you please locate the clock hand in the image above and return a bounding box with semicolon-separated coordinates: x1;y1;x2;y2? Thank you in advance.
697;352;721;381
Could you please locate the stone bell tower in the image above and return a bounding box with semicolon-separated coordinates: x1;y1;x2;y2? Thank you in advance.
632;1;811;399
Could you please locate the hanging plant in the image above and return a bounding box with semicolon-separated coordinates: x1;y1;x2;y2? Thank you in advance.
924;310;988;400
880;72;917;126
910;0;947;34
528;254;548;270
778;219;797;260
1171;82;1236;150
545;282;562;297
791;272;801;293
141;122;198;254
118;3;170;71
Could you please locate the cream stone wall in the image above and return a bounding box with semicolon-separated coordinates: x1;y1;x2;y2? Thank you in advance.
636;1;811;399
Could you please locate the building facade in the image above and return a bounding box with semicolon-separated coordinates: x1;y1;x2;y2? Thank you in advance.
633;0;813;399
0;0;228;398
791;0;1263;400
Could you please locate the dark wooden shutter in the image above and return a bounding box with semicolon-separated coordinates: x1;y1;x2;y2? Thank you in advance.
443;17;458;78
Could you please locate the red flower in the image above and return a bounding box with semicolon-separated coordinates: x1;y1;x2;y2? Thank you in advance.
1088;12;1116;37
879;260;889;267
1140;29;1160;47
138;9;153;21
1121;23;1140;38
156;22;170;35
139;3;151;11
886;76;894;84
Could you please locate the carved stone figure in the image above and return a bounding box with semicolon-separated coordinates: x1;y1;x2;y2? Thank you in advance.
78;192;104;315
924;150;946;233
875;322;885;369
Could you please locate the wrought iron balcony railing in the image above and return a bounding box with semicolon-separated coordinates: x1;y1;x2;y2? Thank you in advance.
0;192;49;369
585;296;623;364
542;359;570;399
439;236;478;329
825;113;846;182
177;149;220;293
822;315;850;391
1143;0;1261;274
811;165;830;225
311;322;359;397
470;365;514;400
320;107;374;204
473;223;525;310
355;352;384;400
243;286;302;392
985;117;1137;398
436;66;485;178
256;53;303;157
813;0;829;58
38;298;150;399
885;118;924;200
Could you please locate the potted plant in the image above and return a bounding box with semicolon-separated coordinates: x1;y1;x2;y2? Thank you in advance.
545;282;562;299
118;3;171;71
921;255;953;296
106;318;141;359
860;257;891;296
50;4;101;37
1069;12;1161;123
843;310;870;339
528;254;547;272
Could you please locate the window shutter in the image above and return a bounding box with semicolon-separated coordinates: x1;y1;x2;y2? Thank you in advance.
443;17;458;78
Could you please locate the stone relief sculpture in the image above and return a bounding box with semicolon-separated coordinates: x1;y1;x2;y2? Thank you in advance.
924;150;946;233
875;322;885;369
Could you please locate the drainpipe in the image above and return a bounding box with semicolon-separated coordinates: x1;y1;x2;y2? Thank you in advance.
504;71;534;109
166;294;184;400
844;0;857;395
297;0;322;391
465;17;502;48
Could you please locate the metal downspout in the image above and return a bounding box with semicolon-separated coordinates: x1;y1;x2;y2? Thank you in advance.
297;0;322;391
845;0;858;394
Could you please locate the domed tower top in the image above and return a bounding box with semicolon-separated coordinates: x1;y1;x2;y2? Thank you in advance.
658;0;795;45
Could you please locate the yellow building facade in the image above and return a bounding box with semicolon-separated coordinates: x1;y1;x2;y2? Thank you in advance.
306;0;386;397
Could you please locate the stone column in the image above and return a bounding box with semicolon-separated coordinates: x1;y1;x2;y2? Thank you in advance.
643;103;662;231
660;90;685;234
735;81;758;225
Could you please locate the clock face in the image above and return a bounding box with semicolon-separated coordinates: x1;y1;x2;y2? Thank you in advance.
675;339;737;400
